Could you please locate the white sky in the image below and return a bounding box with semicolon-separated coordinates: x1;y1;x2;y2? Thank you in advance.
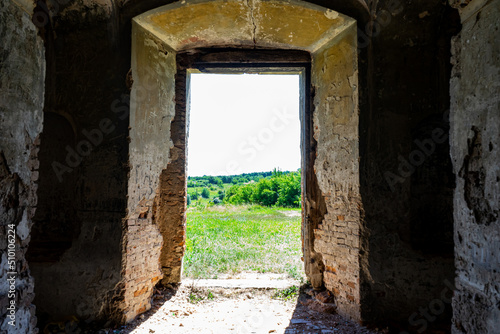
187;73;301;176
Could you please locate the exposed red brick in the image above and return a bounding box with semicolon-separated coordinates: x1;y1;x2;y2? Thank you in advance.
325;265;337;273
316;290;334;303
133;286;148;297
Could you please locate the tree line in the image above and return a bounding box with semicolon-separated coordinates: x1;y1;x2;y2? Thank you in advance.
187;169;301;208
187;171;275;188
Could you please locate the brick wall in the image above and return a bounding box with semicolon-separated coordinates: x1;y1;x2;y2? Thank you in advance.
122;199;163;322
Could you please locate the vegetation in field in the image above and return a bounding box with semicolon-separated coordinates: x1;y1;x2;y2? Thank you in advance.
183;204;304;281
224;170;300;207
187;169;301;208
187;288;215;304
273;285;300;301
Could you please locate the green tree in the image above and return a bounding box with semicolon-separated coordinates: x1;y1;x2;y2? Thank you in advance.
218;190;225;200
276;172;301;207
216;177;223;187
191;191;199;200
201;188;210;199
222;169;301;208
260;189;278;206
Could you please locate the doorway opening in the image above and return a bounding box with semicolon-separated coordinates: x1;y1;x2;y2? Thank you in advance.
126;0;362;320
183;72;304;282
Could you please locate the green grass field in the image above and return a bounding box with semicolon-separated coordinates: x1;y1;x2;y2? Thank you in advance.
183;204;305;281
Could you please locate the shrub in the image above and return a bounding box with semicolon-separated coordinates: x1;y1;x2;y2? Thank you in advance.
259;188;278;206
218;190;225;200
201;188;210;199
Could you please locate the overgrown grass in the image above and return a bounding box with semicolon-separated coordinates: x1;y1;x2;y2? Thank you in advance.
273;285;300;301
183;204;305;281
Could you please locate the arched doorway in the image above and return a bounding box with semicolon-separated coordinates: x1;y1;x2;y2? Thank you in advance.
123;0;360;323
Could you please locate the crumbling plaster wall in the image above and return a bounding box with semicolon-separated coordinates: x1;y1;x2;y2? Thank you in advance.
311;26;362;321
449;0;500;332
0;0;44;332
127;0;363;323
90;0;462;327
3;0;496;331
122;22;177;322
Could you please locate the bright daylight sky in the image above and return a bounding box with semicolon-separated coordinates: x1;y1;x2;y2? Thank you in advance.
187;73;301;177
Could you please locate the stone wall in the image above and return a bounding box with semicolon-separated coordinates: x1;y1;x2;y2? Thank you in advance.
0;0;45;332
449;0;500;332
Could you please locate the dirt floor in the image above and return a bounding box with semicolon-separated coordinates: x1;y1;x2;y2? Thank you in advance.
101;283;383;334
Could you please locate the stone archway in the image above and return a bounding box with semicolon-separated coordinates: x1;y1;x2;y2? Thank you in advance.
123;0;360;323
